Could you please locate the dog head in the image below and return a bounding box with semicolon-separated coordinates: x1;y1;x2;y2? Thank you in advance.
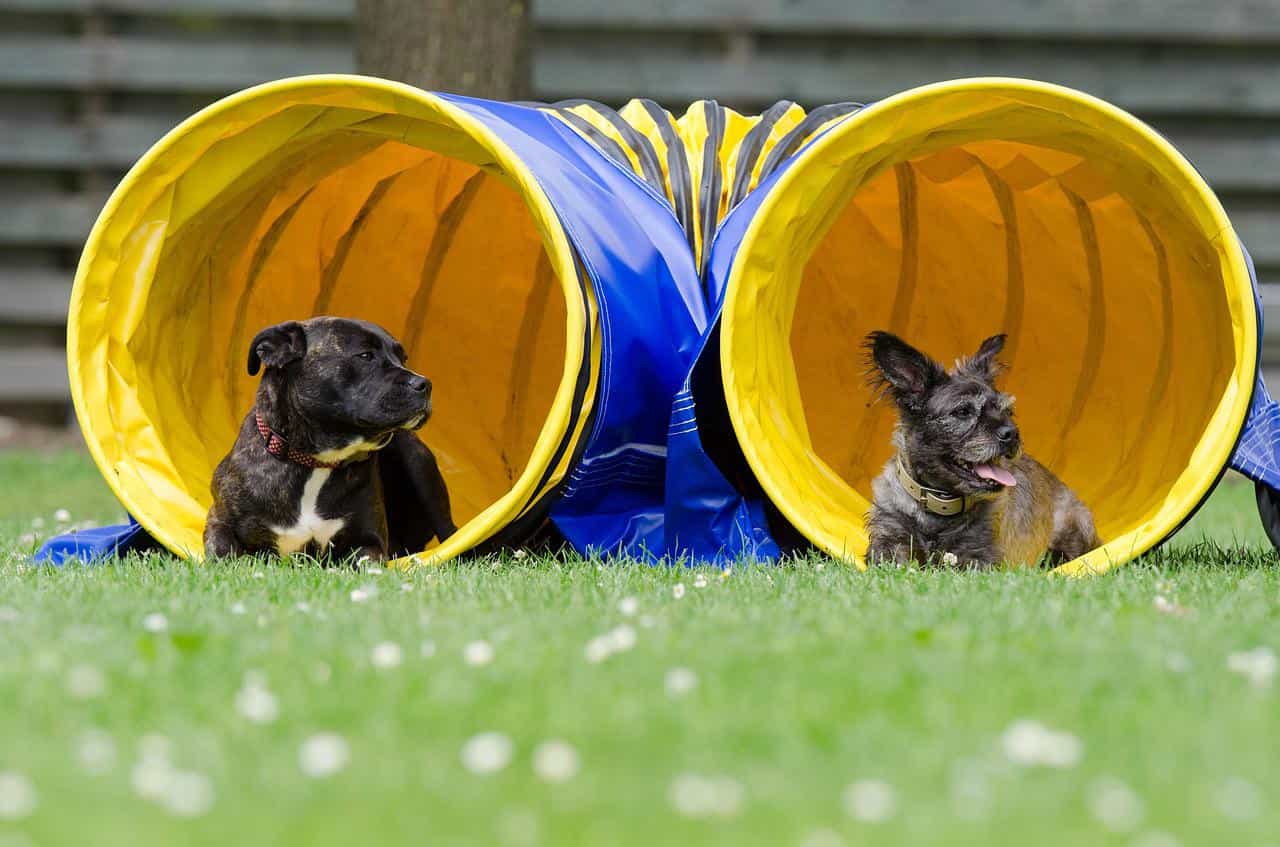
866;331;1020;496
248;317;431;440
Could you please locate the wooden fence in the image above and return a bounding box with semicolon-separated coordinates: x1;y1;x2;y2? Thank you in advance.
3;0;1279;414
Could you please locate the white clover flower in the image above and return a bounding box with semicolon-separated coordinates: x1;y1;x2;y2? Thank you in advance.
1227;647;1277;687
294;601;311;614
672;583;686;599
230;602;247;615
694;573;708;589
461;732;512;775
66;664;107;700
0;772;37;820
252;570;265;580
234;678;280;724
131;754;174;800
940;551;959;567
420;640;437;659
668;773;743;819
584;637;611;664
664;667;698;698
1153;595;1189;617
350;584;378;603
464;640;494;667
1087;777;1144;832
532;740;579;783
607;624;637;652
299;733;349;778
1165;652;1191;673
1000;719;1083;768
513;549;528;561
77;729;117;776
142;613;168;633
815;561;825;572
401;581;414;593
161;770;214;817
1215;777;1262;821
54;509;71;523
371;642;403;670
843;779;897;823
618;596;639;617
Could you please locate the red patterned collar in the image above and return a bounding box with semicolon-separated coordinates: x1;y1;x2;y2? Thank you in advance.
254;411;348;470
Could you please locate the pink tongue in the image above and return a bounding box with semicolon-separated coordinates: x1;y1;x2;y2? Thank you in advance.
974;463;1017;487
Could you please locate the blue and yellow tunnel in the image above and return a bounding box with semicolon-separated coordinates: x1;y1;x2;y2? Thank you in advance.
40;76;1279;573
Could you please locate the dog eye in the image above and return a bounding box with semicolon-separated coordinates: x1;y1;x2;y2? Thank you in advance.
951;406;974;419
356;351;375;361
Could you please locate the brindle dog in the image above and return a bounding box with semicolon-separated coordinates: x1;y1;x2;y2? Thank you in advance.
864;331;1099;569
204;317;455;562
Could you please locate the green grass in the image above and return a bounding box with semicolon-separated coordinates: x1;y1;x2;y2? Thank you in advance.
1;449;1278;846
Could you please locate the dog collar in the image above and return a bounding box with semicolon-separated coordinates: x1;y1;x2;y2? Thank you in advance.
896;458;974;516
254;411;390;470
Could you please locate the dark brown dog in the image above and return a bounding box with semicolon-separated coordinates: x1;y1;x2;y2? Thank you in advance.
204;317;455;562
864;331;1099;569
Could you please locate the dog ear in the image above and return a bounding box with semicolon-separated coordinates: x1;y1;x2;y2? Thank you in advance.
865;331;946;410
247;321;307;376
961;334;1007;383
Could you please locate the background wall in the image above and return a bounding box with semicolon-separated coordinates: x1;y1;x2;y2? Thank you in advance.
3;0;1279;422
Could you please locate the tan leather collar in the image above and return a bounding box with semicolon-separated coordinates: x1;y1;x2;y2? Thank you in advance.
896;458;973;516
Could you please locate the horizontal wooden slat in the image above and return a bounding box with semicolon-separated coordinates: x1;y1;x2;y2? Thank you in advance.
0;348;68;401
0;37;353;91
0;194;105;246
8;0;1280;44
0;272;71;322
0;115;174;168
1164;133;1280;194
535;38;1280;117
538;0;1280;43
0;0;352;19
1225;204;1280;271
0;36;1277;119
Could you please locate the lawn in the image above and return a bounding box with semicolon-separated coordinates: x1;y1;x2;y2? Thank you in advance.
1;449;1277;847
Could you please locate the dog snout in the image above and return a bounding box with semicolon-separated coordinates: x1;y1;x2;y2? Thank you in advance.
398;371;430;394
996;424;1016;444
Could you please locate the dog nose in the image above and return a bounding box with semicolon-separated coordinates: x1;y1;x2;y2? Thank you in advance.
996;424;1017;443
407;374;430;394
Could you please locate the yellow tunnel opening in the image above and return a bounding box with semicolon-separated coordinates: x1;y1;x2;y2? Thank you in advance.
721;79;1256;574
68;76;592;562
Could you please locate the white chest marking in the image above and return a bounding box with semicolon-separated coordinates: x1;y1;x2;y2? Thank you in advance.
272;469;346;556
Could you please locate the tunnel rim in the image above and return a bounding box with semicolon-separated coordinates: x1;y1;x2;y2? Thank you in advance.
718;76;1257;575
66;74;588;563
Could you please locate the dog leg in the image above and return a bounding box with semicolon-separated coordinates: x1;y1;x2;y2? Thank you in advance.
866;537;920;568
380;432;457;556
1048;487;1101;562
203;515;247;560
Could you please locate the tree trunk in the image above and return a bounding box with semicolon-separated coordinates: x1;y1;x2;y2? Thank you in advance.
356;0;532;101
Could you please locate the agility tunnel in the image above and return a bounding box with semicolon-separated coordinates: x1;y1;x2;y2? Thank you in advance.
40;74;709;565
558;78;1272;574
39;75;1280;573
